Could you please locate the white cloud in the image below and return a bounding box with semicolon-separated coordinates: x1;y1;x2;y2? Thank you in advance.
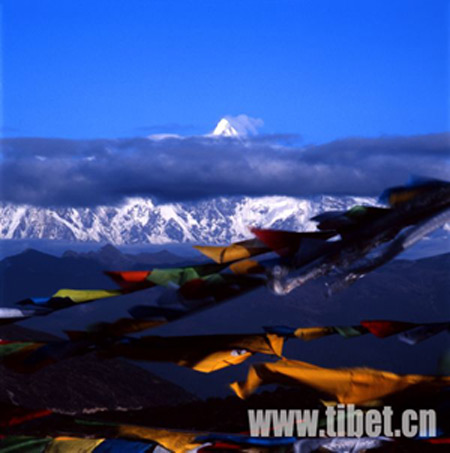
224;114;264;136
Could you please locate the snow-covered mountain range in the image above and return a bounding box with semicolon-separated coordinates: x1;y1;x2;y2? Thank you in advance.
0;196;377;245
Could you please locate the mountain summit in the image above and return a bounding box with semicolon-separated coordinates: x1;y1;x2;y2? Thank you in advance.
211;118;240;137
210;114;264;137
145;115;262;139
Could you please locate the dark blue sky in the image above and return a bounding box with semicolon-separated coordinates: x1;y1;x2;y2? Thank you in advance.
3;0;448;143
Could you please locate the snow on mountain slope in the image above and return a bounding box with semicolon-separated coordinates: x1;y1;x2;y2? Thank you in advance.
0;196;376;245
210;118;240;137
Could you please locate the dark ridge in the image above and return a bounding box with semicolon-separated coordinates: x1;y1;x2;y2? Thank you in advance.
0;325;197;413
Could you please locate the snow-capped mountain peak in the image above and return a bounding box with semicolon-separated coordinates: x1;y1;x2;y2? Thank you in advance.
211;118;240;137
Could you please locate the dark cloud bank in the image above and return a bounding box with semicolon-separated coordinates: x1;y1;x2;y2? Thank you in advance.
1;133;449;207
